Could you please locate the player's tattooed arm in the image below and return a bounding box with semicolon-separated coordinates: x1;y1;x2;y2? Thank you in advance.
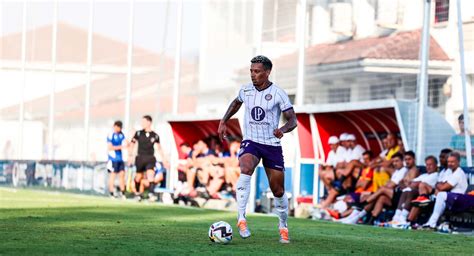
274;108;297;138
218;98;243;141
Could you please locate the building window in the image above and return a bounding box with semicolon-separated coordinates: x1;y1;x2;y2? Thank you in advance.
435;0;449;23
328;88;351;103
375;0;399;26
262;0;297;42
329;1;352;34
370;83;397;100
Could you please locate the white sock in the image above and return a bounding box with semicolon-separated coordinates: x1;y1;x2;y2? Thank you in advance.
236;174;252;221
400;209;409;223
274;193;288;228
426;192;447;228
340;209;359;221
392;209;402;222
356;209;367;220
346;209;367;224
342;209;364;224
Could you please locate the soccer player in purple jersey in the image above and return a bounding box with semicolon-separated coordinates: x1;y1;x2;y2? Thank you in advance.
218;55;297;243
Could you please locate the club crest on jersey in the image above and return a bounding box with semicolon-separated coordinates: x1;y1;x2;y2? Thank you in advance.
265;94;272;101
251;106;266;121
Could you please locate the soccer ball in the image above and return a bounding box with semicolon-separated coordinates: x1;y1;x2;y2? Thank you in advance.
209;221;233;244
437;222;452;233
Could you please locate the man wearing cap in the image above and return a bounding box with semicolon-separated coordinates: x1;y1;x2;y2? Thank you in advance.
325;136;340;168
335;133;350;166
449;114;474;167
320;136;340;192
321;133;350;191
332;134;365;193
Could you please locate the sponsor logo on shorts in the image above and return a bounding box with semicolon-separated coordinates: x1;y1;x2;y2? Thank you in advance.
251;106;266;121
265;94;272;101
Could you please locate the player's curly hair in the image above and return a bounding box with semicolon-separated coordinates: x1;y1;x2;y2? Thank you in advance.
251;55;272;70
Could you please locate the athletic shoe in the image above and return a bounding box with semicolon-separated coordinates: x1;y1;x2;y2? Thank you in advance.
311;208;322;220
337;209;360;224
133;195;142;202
420;223;436;230
148;193;157;202
325;209;340;220
237;220;251;239
411;223;422;230
340;215;360;225
279;227;290;244
118;192;126;200
411;196;431;206
392;222;411;229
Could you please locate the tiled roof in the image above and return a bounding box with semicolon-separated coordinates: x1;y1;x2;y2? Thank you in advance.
275;29;450;68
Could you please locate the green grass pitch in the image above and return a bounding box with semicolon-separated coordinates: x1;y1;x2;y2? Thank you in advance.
1;187;473;255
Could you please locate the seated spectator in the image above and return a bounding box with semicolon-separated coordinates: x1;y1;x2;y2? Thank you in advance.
341;151;419;224
338;134;365;176
191;140;218;192
178;136;247;200
335;133;350;168
390;155;439;227
208;136;230;158
154;161;166;186
177;142;193;180
422;152;470;229
318;134;348;197
332;134;365;193
326;150;375;220
372;133;401;191
319;136;340;192
411;149;452;206
407;149;453;225
180;140;216;197
319;134;367;211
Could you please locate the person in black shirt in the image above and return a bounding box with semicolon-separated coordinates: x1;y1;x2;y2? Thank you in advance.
129;115;168;201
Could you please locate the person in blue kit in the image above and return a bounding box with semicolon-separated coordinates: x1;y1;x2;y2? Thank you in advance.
153;161;166;189
449;114;474;167
107;120;127;199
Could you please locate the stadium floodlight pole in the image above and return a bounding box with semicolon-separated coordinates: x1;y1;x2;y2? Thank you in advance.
124;0;135;156
18;0;27;160
415;0;431;166
456;0;472;167
156;0;170;121
172;0;183;115
295;0;307;106
84;0;95;161
48;0;58;161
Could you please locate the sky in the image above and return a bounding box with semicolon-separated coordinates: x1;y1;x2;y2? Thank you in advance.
1;0;202;57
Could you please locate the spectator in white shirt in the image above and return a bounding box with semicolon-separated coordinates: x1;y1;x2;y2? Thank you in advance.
423;152;468;229
391;155;439;226
333;134;366;192
320;136;340;191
